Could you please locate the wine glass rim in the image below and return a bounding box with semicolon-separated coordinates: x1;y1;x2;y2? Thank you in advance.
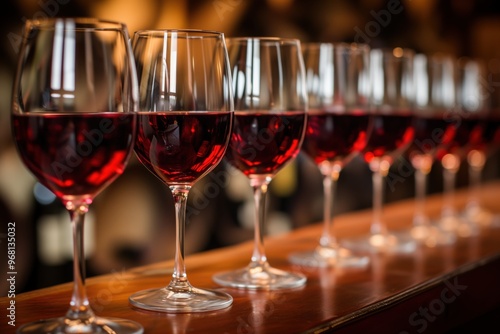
456;56;485;67
26;17;128;31
370;46;415;59
302;42;370;52
415;52;458;61
226;36;301;45
134;29;225;39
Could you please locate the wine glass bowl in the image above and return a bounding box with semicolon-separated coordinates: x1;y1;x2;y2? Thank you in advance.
287;42;371;268
11;18;143;333
212;37;308;289
129;29;234;312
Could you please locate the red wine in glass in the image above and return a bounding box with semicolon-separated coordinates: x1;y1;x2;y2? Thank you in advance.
362;113;415;163
12;112;136;201
439;116;485;159
483;113;500;148
302;109;371;164
226;111;307;176
407;112;456;161
135;112;233;184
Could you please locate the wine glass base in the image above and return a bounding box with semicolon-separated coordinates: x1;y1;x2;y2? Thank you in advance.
410;225;456;247
129;286;233;313
464;205;494;228
438;214;480;238
491;215;500;228
17;317;143;334
288;246;370;268
342;232;417;254
213;264;306;290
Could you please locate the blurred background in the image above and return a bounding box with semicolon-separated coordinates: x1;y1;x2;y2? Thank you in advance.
1;0;500;294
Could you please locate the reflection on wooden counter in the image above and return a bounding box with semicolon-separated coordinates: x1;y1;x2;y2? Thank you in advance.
2;182;500;333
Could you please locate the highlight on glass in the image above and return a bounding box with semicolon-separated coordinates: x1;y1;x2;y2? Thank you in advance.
11;18;143;333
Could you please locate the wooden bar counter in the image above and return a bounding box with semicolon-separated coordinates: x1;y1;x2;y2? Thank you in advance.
3;181;500;333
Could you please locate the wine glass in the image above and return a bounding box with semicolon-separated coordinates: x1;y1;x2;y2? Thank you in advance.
343;47;416;253
212;37;308;289
128;30;234;312
484;58;500;156
458;59;494;227
437;58;486;237
471;58;500;226
407;53;457;246
288;42;371;267
11;18;143;333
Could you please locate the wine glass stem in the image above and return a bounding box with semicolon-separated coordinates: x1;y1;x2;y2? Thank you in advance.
66;203;94;320
250;179;271;267
169;187;190;290
414;167;429;225
370;162;389;236
442;164;458;217
467;150;485;209
320;165;341;247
